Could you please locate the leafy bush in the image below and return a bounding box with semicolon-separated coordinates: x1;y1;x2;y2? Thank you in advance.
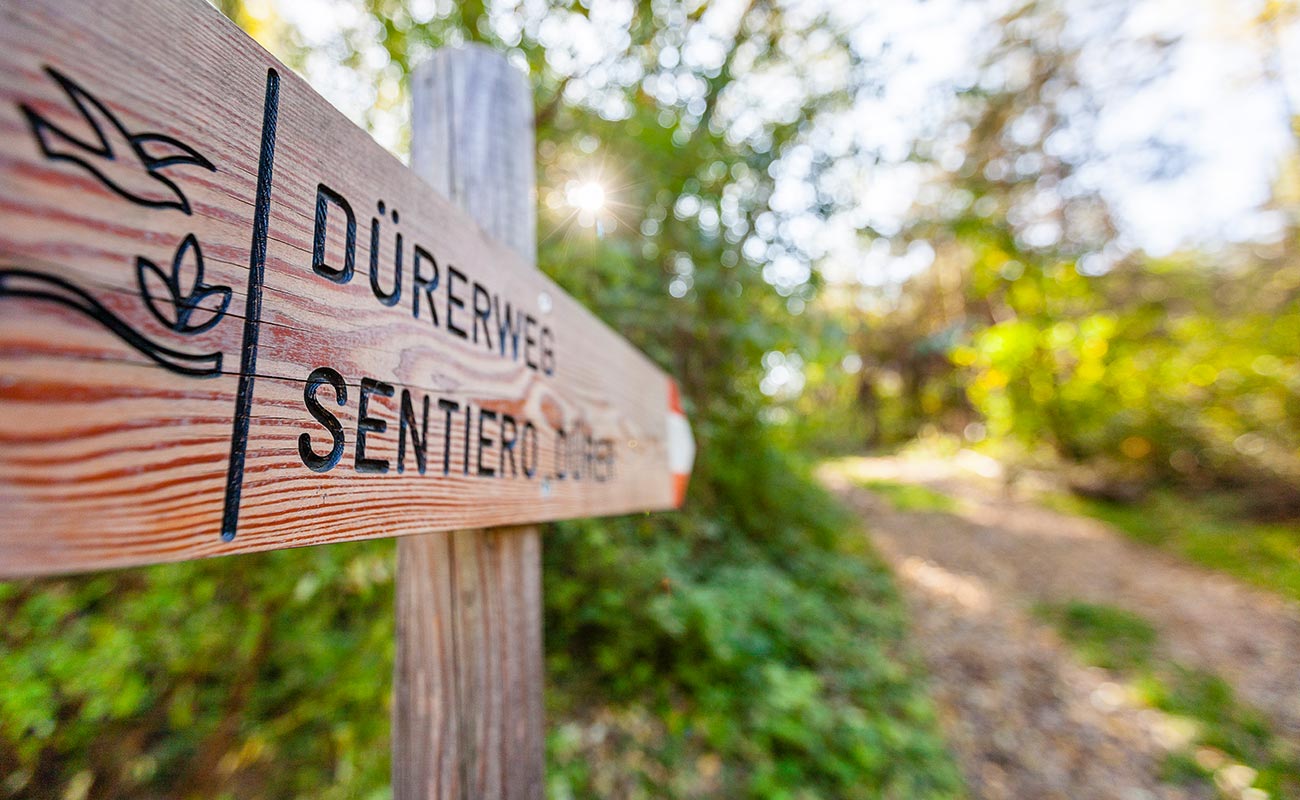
956;256;1300;512
0;544;397;800
544;440;963;798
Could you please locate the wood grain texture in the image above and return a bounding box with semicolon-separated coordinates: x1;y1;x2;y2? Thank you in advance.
399;528;547;800
0;0;684;577
395;47;543;800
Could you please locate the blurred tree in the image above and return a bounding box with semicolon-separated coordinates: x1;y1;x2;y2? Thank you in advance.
827;0;1300;512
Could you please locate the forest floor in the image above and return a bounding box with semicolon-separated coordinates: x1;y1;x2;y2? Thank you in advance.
818;454;1300;800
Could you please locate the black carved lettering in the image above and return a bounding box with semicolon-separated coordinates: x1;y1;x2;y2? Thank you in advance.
398;387;429;475
446;265;468;338
499;413;517;477
472;282;493;349
313;184;356;284
555;426;566;480
540;326;556;375
356;377;393;474
369;201;402;306
438;398;459;475
477;408;497;477
463;403;472;475
603;439;616;481
494;297;521;361
521;421;539;478
594;439;607;482
299;366;347;473
412;245;439;326
524;314;538;371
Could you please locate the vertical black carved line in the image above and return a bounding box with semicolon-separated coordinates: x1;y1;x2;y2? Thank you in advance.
221;69;281;542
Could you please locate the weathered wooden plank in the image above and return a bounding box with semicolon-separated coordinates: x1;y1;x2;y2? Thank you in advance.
442;526;543;799
395;46;543;800
0;0;692;577
395;529;460;798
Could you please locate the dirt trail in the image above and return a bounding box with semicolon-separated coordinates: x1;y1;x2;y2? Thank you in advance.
819;454;1300;800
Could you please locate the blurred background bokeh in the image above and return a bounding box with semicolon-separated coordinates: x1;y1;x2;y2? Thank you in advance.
3;0;1298;797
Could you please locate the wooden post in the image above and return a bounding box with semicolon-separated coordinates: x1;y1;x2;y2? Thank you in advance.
394;46;545;800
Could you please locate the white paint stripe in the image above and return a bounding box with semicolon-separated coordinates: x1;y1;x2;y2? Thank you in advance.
667;412;695;476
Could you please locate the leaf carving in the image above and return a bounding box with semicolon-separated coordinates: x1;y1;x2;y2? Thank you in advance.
136;233;231;335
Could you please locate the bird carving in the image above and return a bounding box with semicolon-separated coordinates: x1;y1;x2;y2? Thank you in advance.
20;66;215;215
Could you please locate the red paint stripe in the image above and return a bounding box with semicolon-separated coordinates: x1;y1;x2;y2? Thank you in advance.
672;473;688;508
668;378;682;414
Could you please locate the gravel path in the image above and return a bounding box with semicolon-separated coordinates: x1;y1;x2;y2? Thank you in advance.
819;454;1300;800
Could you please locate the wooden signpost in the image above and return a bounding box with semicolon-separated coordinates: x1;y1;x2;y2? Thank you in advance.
0;0;694;796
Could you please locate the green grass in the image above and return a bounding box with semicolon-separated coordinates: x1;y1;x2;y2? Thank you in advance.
1032;601;1157;671
1044;490;1300;604
1037;600;1300;797
859;480;958;513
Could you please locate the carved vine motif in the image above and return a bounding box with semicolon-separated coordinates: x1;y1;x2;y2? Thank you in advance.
0;66;228;377
0;270;223;377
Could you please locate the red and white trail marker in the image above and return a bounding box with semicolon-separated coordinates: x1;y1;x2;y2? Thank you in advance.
667;380;695;508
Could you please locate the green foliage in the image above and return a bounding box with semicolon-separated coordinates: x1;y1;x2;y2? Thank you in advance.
857;480;957;514
1141;665;1300;797
0;543;397;799
543;454;964;798
1038;600;1300;797
1032;602;1156;672
1045;490;1300;604
1158;750;1208;786
954;256;1300;511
